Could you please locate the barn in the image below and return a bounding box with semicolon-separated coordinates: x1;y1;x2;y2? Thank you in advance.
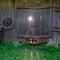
0;0;60;44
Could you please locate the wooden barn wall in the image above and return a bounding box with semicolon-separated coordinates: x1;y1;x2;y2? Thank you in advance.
0;0;17;42
0;0;60;43
16;1;51;42
15;0;60;43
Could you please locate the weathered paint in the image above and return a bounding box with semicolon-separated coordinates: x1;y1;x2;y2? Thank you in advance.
0;0;15;42
0;0;60;43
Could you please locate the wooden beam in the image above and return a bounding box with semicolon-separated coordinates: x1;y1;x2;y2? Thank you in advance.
17;7;50;10
51;29;60;32
54;10;60;12
53;27;60;29
17;35;51;38
36;35;51;38
54;6;60;9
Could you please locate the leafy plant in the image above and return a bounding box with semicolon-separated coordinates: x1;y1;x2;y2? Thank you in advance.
0;41;60;60
46;41;58;48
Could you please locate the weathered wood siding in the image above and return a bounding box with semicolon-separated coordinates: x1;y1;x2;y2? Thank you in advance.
0;0;60;43
0;0;17;42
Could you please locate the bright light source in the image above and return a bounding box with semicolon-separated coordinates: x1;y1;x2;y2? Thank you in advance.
28;16;33;22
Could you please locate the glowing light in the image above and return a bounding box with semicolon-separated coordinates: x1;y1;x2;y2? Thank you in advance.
28;16;33;22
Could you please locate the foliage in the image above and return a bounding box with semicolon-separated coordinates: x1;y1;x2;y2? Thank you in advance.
46;41;58;48
0;41;60;60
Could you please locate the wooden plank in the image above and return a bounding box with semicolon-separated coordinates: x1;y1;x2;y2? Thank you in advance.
54;6;60;9
36;35;51;38
17;7;50;9
17;35;51;38
54;10;60;12
51;29;60;32
53;27;60;29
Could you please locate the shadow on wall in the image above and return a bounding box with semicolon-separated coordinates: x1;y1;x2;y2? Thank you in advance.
0;26;4;42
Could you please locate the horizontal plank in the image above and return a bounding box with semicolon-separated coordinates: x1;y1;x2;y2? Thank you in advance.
51;29;60;32
17;5;60;9
17;35;51;38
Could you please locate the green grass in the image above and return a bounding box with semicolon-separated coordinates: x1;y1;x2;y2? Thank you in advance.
0;41;60;60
